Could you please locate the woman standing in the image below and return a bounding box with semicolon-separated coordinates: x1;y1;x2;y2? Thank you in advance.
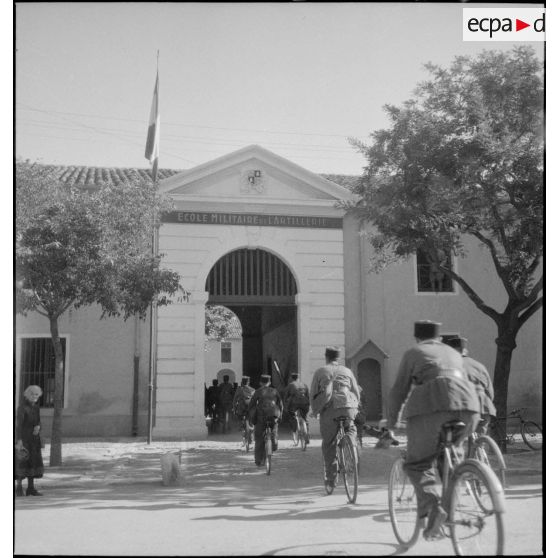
15;385;44;496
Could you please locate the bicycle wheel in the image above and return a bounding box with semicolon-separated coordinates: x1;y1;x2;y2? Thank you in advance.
293;415;300;446
388;457;420;548
339;436;358;503
265;430;273;476
449;459;505;555
521;421;543;450
471;435;506;489
244;418;252;453
299;418;307;451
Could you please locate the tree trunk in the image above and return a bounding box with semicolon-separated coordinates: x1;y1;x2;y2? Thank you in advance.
49;316;64;466
492;327;517;454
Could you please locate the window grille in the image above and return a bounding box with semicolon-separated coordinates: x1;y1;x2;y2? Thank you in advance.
206;248;297;302
19;337;66;408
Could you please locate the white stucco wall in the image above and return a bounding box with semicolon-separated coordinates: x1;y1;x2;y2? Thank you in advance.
15;305;151;437
204;338;243;385
343;216;543;422
153;221;346;437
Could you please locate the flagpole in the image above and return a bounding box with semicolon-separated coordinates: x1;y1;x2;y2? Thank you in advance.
147;51;160;445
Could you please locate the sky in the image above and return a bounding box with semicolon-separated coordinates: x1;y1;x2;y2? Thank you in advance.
15;2;545;177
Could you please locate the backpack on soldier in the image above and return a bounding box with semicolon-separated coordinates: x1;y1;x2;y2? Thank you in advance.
331;369;359;409
291;384;309;407
258;387;281;417
235;387;254;415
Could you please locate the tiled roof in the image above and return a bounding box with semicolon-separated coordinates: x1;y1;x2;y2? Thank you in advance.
25;163;181;188
22;163;358;190
207;314;243;340
320;174;361;190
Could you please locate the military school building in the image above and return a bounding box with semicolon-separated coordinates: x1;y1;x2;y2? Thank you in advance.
15;145;542;438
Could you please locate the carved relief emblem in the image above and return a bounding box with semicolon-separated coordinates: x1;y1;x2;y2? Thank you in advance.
240;169;266;194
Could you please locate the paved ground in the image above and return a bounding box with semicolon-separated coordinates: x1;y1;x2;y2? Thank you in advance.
13;428;544;556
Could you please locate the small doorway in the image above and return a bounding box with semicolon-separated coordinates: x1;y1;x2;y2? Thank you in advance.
357;358;382;421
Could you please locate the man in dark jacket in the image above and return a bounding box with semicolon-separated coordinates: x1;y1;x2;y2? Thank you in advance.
247;374;283;467
385;321;480;541
218;375;235;433
442;335;496;434
283;372;310;445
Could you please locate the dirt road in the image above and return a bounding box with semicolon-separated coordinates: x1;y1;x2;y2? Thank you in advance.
13;431;543;555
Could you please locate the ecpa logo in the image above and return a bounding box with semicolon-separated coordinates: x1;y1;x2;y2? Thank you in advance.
463;8;545;41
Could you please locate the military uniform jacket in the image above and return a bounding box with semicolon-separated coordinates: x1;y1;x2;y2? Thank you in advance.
310;363;360;415
463;355;496;417
232;385;255;412
283;380;310;410
388;340;480;425
248;385;283;418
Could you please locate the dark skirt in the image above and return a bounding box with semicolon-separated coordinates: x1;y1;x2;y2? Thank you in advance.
14;435;44;479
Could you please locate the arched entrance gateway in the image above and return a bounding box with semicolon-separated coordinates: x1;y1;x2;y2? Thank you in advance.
206;249;298;389
151;145;352;438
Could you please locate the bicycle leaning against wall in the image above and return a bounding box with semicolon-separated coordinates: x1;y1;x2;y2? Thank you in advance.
388;419;505;555
490;407;543;451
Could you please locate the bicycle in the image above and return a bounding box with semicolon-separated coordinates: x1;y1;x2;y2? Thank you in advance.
221;409;232;434
262;417;278;476
388;419;505;555
240;414;253;453
206;404;219;435
324;416;358;504
465;420;506;488
293;409;308;451
490;407;543;451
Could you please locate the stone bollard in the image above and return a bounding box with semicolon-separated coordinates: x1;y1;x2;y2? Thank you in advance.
160;451;182;486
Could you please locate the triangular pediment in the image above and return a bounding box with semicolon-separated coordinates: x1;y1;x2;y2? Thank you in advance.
347;338;389;362
158;145;353;203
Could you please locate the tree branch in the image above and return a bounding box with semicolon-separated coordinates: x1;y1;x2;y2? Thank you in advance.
441;266;501;323
469;231;516;299
511;276;543;317
517;296;543;329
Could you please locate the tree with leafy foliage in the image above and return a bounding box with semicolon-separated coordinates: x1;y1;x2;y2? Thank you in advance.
205;305;241;341
16;161;185;465
346;47;543;447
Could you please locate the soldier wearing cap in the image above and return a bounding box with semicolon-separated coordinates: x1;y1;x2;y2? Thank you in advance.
247;374;283;467
217;374;235;433
386;321;480;541
442;335;496;435
282;372;311;445
232;375;256;422
310;346;360;492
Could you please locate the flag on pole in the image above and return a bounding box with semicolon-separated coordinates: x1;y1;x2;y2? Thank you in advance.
145;71;160;182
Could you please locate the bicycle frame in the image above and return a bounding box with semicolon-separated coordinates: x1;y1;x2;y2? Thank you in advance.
388;419;506;554
491;408;527;437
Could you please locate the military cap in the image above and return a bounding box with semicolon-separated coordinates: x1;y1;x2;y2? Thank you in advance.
414;320;441;339
241;375;251;382
260;374;271;383
325;346;340;360
442;335;468;352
